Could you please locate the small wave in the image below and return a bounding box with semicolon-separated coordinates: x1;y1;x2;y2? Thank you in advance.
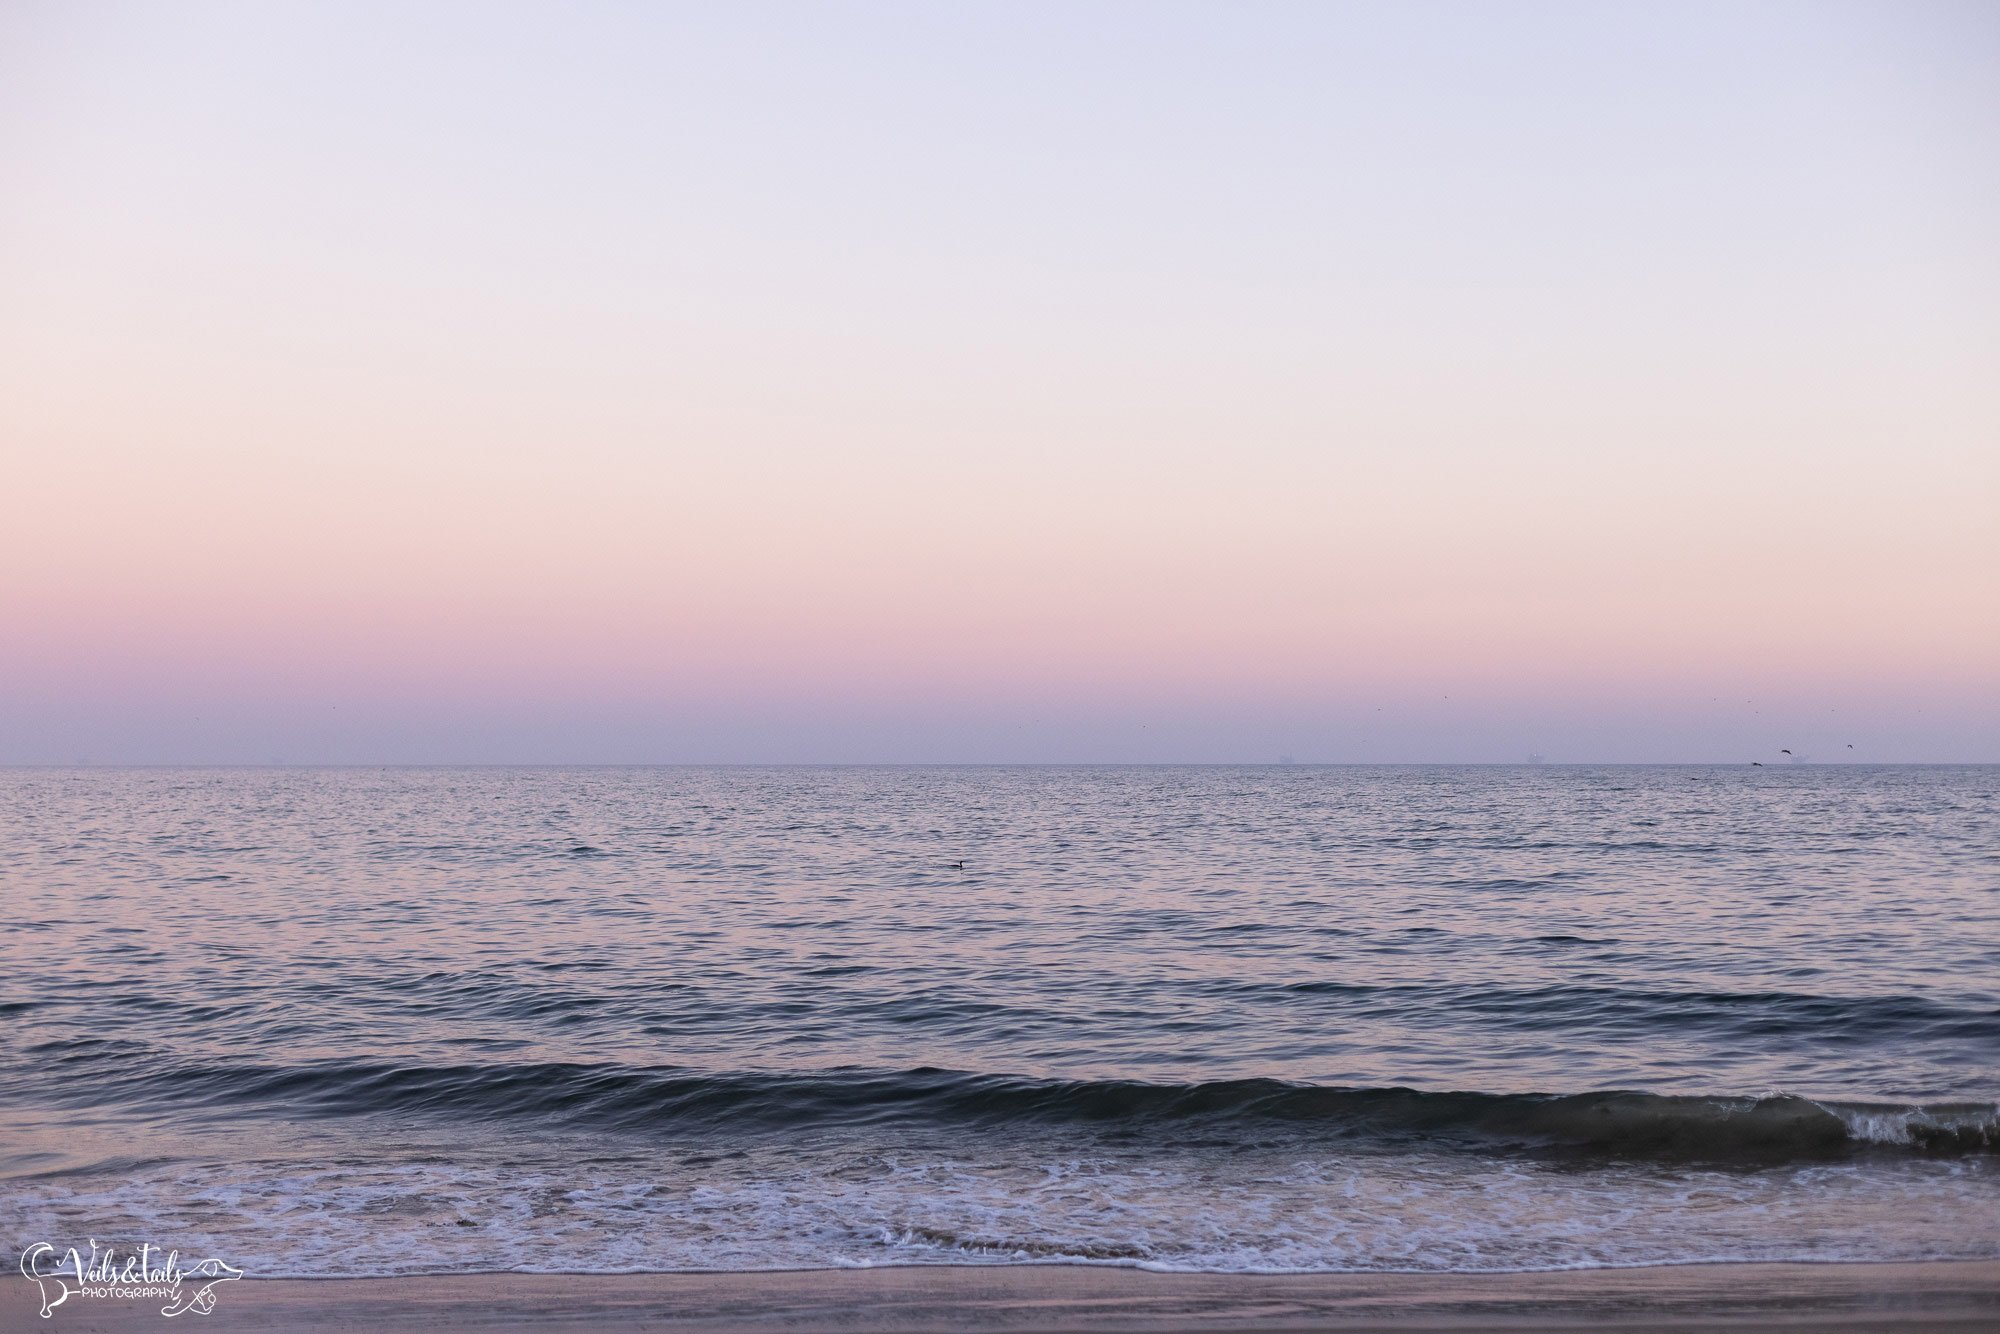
1831;1103;2000;1154
17;1051;1996;1163
886;1225;1149;1261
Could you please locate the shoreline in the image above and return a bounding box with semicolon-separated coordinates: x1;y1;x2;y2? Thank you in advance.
186;1251;2000;1277
8;1259;1997;1331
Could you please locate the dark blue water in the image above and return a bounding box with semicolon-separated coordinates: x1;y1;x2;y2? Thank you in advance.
2;765;1996;1274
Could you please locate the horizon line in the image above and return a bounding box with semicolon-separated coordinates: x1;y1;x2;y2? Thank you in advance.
5;760;1995;770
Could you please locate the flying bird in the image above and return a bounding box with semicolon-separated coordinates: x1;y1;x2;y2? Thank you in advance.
1781;749;1791;755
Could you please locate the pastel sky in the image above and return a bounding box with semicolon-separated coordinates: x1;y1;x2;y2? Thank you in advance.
3;1;1996;763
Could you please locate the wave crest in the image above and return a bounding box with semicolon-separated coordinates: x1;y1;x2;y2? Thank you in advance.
20;1045;1997;1163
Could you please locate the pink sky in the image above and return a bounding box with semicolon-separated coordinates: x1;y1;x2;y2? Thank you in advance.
3;1;1996;761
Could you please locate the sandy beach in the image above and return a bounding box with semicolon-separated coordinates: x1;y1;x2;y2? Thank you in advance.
7;1260;1997;1332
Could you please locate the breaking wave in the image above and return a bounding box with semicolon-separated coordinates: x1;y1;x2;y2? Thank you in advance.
20;1045;1997;1163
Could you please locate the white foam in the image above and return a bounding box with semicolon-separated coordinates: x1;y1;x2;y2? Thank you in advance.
4;1138;1995;1279
1823;1101;1999;1146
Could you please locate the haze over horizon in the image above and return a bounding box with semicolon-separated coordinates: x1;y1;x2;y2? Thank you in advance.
4;1;1996;765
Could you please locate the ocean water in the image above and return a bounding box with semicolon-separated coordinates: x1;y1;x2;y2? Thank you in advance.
2;764;1996;1276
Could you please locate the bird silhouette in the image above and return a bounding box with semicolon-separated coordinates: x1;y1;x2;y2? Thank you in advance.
1781;749;1791;755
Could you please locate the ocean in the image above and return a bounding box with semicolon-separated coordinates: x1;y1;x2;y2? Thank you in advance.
2;765;1995;1276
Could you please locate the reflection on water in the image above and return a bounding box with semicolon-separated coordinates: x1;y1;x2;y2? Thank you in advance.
2;765;1995;1272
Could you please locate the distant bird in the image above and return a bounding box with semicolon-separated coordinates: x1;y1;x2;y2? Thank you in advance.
1781;749;1791;755
1752;761;1764;766
1847;744;1855;749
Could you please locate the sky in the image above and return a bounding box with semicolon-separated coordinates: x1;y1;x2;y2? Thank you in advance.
2;0;1996;763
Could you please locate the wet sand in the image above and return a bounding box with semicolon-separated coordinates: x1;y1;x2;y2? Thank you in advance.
6;1260;1997;1331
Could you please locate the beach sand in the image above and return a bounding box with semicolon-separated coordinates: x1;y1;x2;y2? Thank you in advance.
6;1260;1996;1331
